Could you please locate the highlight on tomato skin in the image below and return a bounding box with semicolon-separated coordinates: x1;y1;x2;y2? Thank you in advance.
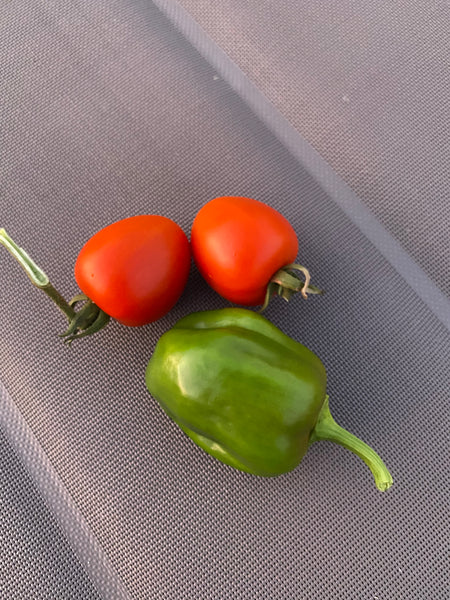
75;215;192;327
190;196;322;309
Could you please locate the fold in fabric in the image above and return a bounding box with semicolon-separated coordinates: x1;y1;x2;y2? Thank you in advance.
0;380;132;600
151;0;450;332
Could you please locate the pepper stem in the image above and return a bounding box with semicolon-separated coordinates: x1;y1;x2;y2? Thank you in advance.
310;396;393;492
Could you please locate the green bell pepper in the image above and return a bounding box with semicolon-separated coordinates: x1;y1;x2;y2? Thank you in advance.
145;308;392;491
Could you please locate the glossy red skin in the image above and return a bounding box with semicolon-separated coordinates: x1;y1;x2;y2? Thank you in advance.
191;196;298;305
75;216;191;326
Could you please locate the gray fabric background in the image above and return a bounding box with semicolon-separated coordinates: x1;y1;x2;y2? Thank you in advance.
0;423;102;600
1;1;449;599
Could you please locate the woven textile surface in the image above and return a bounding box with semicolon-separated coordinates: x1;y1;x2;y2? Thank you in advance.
1;1;449;598
0;421;102;600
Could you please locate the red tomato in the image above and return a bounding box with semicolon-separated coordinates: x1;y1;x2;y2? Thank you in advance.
191;196;299;306
75;216;191;326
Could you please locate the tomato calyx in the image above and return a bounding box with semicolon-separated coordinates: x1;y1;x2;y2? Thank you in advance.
0;228;110;344
260;263;324;311
59;294;110;345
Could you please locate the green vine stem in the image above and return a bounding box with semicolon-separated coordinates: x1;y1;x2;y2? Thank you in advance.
0;228;76;319
0;228;109;342
310;396;393;492
260;263;324;311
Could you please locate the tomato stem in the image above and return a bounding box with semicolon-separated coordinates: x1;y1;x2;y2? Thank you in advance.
41;283;77;320
0;228;110;342
0;228;76;320
260;263;324;311
59;298;110;345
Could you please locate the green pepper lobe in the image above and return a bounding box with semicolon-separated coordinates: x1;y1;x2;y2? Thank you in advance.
145;308;392;492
